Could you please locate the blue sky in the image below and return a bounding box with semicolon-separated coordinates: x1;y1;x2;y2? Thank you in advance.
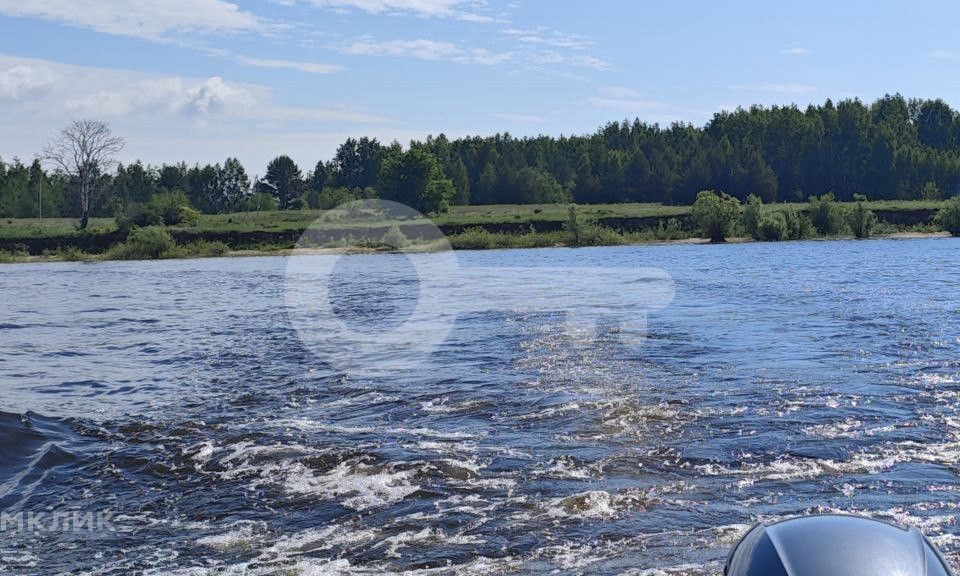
1;0;960;173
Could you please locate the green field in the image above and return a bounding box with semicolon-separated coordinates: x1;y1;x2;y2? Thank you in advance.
0;200;947;237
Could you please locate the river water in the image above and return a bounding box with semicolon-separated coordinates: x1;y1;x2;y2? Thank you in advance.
2;238;960;574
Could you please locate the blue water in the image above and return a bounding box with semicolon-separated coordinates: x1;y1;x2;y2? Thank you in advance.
1;238;960;574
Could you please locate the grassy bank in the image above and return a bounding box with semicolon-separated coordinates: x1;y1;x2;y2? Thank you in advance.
0;199;951;263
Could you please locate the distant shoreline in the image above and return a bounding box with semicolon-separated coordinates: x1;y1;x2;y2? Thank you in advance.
1;229;953;265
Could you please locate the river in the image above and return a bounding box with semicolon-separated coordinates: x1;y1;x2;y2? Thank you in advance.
1;238;959;574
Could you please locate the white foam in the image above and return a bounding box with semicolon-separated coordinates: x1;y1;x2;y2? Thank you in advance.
283;461;420;511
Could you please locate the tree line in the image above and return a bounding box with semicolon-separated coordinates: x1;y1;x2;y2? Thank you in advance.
4;94;960;222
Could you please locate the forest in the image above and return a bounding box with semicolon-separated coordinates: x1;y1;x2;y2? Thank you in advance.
3;94;960;222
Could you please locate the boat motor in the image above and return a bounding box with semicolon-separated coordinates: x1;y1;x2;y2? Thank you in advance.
725;514;954;576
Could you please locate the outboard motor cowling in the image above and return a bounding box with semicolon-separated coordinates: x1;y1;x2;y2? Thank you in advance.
725;514;954;576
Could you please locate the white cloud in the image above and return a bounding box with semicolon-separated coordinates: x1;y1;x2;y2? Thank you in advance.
589;96;665;111
235;55;342;74
0;53;397;170
596;86;642;99
339;37;463;59
0;0;261;40
336;36;512;64
492;112;547;123
781;47;811;56
306;0;490;20
503;27;593;50
930;50;960;61
0;65;57;100
728;83;817;94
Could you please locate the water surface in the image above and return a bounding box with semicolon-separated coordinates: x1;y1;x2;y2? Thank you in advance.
2;238;960;574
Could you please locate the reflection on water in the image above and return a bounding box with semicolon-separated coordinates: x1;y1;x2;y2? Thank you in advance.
1;238;960;574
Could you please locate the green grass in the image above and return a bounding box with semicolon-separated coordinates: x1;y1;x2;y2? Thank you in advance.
0;200;944;238
435;202;690;226
0;217;115;237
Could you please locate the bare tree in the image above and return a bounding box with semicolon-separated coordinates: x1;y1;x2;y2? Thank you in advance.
42;120;124;229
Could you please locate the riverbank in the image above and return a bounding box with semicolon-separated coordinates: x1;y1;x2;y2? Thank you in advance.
0;199;949;263
0;229;953;265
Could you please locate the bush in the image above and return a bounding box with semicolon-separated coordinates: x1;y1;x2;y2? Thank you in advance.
576;224;625;246
449;227;496;249
808;193;847;236
564;205;582;245
757;211;789;241
936;196;960;236
117;191;197;233
150;190;197;226
922;181;942;200
318;187;359;210
58;246;89;261
782;209;814;240
241;191;279;212
109;226;175;260
180;240;230;257
0;246;28;263
380;224;409;249
562;205;624;246
741;194;763;240
847;195;877;239
692;190;741;242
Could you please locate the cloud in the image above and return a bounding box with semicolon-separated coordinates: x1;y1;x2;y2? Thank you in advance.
0;0;261;40
526;50;612;70
306;0;491;20
930;50;960;61
586;86;716;126
589;87;666;111
781;47;811;56
727;83;817;94
235;55;342;74
503;27;593;50
492;112;547;123
0;54;391;122
335;36;512;64
339;37;462;59
0;64;57;100
0;53;405;173
589;96;665;112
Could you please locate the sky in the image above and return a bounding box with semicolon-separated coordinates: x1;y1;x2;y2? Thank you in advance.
2;0;960;174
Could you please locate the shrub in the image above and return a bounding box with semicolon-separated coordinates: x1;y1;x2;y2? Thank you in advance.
782;209;814;240
576;224;625;246
58;246;88;261
564;205;582;245
922;181;942;200
109;226;175;260
847;195;877;239
241;191;278;212
182;240;230;257
150;190;198;225
741;194;763;239
936;196;960;236
0;246;28;263
449;227;495;249
808;193;847;236
562;205;624;246
318;187;358;210
757;211;789;241
691;190;740;242
380;224;408;249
